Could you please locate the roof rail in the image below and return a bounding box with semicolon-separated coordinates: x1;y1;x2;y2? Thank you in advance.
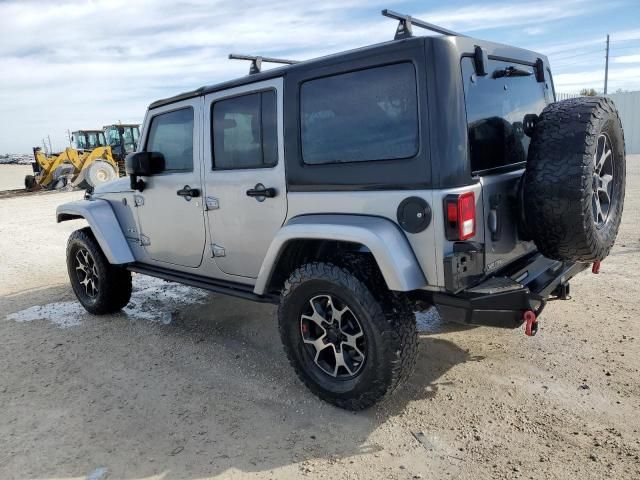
228;54;299;75
381;9;464;40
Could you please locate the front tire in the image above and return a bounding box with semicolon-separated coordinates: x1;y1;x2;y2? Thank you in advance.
67;227;132;314
278;262;417;410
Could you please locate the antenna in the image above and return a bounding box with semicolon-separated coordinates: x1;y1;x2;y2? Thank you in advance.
228;54;299;75
381;9;464;40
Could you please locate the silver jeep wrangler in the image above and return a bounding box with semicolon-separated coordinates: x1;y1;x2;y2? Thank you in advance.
57;11;626;410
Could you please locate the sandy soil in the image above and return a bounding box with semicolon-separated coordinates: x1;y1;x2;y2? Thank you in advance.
0;164;33;191
0;158;638;480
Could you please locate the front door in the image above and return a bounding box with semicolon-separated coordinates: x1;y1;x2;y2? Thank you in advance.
203;78;287;278
135;99;206;268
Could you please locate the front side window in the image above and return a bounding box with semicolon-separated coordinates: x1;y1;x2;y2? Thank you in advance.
146;108;194;172
212;90;277;169
300;62;419;165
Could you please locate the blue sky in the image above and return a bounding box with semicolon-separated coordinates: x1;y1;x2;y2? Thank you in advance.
1;0;639;153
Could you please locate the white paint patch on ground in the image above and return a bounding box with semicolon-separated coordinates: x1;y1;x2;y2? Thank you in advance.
7;270;443;331
5;275;209;328
86;466;108;480
415;307;446;333
6;301;85;328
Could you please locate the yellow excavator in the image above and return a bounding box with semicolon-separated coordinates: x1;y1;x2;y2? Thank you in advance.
25;129;119;191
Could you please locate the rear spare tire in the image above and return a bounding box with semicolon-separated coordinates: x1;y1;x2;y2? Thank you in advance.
524;97;625;262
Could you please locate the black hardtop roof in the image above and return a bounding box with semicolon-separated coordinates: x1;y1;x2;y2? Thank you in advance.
148;35;548;110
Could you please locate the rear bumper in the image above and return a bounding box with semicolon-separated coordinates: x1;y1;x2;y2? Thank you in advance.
431;253;589;328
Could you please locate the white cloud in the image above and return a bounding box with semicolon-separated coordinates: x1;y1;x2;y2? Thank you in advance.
0;0;388;152
0;0;633;152
524;27;545;36
553;65;640;92
418;0;602;33
614;54;640;63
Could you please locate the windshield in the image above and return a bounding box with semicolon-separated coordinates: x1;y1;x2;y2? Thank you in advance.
86;131;105;148
74;131;105;149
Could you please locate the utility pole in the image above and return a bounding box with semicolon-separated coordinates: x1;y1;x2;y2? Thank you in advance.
604;34;610;95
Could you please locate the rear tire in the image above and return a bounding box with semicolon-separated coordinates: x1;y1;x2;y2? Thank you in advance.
524;97;626;262
278;261;417;410
67;227;132;314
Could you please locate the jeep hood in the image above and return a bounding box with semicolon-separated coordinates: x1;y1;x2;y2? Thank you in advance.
92;177;132;195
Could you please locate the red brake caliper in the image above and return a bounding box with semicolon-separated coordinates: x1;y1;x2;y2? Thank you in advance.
524;310;538;337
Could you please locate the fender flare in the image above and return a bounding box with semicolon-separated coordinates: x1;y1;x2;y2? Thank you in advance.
56;199;135;264
254;214;427;295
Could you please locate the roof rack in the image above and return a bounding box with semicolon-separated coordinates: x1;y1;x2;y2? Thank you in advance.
228;54;299;75
381;9;464;40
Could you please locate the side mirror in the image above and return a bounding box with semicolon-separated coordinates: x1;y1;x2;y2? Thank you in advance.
125;151;165;191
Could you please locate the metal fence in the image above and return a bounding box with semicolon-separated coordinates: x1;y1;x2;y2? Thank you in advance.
607;91;640;154
555;91;640;153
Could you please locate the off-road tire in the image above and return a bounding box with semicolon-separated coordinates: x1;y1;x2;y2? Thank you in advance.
67;227;132;314
524;97;626;262
24;175;36;190
278;261;417;410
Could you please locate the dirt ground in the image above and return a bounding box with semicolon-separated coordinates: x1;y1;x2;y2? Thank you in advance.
0;157;638;480
0;165;33;191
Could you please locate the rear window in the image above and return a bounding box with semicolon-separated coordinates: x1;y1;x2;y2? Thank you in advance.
461;57;551;173
300;62;419;165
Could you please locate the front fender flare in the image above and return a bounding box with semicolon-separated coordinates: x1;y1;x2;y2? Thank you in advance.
56;199;135;264
254;215;427;295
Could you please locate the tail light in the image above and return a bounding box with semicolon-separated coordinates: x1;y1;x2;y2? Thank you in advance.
444;192;476;241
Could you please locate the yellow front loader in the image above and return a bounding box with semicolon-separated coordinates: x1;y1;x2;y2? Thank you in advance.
25;131;119;191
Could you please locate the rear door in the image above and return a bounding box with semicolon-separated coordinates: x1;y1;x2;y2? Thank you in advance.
202;78;287;279
461;56;553;273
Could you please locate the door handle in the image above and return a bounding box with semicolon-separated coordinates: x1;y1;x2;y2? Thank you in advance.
177;185;200;198
246;185;277;198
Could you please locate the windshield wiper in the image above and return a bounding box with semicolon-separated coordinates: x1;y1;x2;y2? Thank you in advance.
492;66;532;78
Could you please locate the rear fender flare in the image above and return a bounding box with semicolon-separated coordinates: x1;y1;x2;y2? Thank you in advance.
254;215;427;295
56;199;134;264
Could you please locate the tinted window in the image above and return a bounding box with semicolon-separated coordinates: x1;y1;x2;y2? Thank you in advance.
146;108;194;172
212;90;277;169
300;63;419;165
461;57;550;173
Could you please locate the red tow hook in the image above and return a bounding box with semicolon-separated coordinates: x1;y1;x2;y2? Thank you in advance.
524;310;538;337
592;260;601;274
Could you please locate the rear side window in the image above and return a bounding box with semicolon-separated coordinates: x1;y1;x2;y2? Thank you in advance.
300;62;419;165
146;108;194;172
461;57;549;173
212;90;278;169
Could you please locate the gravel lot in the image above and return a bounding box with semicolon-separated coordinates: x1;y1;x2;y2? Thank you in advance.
0;157;638;480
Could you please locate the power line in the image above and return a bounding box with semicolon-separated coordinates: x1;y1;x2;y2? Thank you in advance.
610;44;640;51
610;53;640;58
549;49;604;61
